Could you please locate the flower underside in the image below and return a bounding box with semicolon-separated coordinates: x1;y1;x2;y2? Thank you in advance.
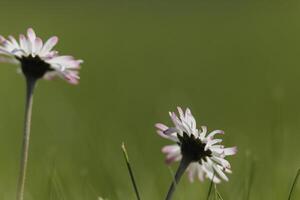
178;132;212;163
18;55;53;79
0;28;82;84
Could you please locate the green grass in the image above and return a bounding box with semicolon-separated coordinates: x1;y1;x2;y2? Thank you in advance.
0;0;300;199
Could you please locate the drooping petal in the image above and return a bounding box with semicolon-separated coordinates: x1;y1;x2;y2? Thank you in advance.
224;147;237;156
187;162;198;182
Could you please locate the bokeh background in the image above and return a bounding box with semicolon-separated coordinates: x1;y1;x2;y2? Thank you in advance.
0;0;300;199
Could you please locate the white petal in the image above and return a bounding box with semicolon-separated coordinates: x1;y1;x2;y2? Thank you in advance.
208;158;228;181
202;161;221;183
187;163;198;182
177;107;185;120
207;130;224;139
199;126;207;139
40;36;58;56
34;37;43;55
205;139;222;150
211;156;231;168
197;165;205;181
19;34;29;55
224;147;237;156
8;36;20;49
0;35;5;43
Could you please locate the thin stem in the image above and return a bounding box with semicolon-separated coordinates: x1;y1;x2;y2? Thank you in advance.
121;143;141;200
165;157;191;200
206;173;215;200
288;169;300;200
16;77;37;200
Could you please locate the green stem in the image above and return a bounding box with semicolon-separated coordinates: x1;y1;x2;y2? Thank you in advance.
165;157;191;200
16;77;37;200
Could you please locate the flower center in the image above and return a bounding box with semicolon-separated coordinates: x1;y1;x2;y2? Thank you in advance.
18;55;53;79
178;132;212;162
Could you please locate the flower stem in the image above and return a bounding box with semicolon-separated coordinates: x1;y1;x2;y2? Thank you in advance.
165;157;191;200
16;77;37;200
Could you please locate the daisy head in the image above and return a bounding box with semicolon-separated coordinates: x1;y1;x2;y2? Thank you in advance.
0;28;82;84
155;107;237;183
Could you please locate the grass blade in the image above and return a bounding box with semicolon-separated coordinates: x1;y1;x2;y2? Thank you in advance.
288;169;300;200
246;158;255;200
214;184;224;200
121;142;141;200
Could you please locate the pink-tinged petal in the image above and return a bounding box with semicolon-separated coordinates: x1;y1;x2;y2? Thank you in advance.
19;34;29;54
163;127;178;135
224;147;237;156
43;50;59;59
162;145;179;154
210;147;225;155
47;56;82;69
155;123;169;131
27;28;36;42
0;56;18;64
40;36;58;55
8;36;20;49
165;153;181;165
197;166;205;181
48;55;74;62
169;112;180;126
205;139;222;151
11;48;26;57
27;28;36;54
177;106;185;120
211;156;231;168
199;126;207;139
34;37;43;54
67;60;82;69
1;40;13;51
207;130;224;139
0;47;11;55
64;72;80;85
208;158;228;181
170;112;189;134
185;107;197;130
43;71;59;80
0;35;5;43
187;163;198;182
201;162;221;183
156;130;178;142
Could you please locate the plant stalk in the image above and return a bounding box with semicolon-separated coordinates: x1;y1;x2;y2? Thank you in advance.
16;77;37;200
165;157;191;200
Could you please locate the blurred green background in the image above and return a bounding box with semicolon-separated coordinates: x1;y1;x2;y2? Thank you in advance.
0;0;300;199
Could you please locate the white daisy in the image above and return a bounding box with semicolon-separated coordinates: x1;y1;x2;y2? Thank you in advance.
155;107;237;183
0;28;82;84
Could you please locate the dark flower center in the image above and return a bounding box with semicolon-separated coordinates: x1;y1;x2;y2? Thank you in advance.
178;132;212;162
18;55;53;79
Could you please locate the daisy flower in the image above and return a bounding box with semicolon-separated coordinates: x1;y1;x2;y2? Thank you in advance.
155;107;237;184
0;28;83;200
0;28;82;84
